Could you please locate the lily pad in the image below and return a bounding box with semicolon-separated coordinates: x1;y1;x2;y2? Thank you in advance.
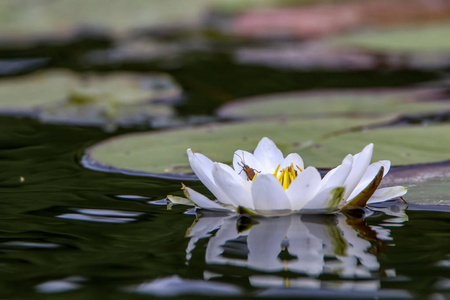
235;44;450;70
330;23;450;53
0;0;309;37
304;123;450;167
404;178;450;205
232;0;450;39
217;89;450;120
382;161;450;205
84;117;450;175
0;70;181;130
0;0;214;36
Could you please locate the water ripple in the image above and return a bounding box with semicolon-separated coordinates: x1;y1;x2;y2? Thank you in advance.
56;208;143;223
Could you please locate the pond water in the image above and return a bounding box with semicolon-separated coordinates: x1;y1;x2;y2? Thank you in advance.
1;116;449;300
1;11;450;298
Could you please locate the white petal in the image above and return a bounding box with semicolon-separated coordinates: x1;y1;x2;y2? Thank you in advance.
319;154;353;191
301;186;344;211
233;150;264;180
183;186;230;211
251;173;291;211
212;163;255;209
187;149;234;205
286;167;322;210
367;186;407;204
378;160;391;177
253;137;284;173
343;144;373;200
279;153;304;175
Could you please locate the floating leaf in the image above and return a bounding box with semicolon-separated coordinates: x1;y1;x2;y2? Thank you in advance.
0;0;220;36
84;117;449;175
380;161;450;205
218;89;450;119
85;117;387;175
232;1;450;39
235;44;450;70
0;70;181;130
330;23;450;53
305;123;450;167
404;178;450;205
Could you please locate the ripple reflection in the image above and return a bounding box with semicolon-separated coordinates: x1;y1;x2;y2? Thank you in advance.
185;203;408;294
56;208;143;223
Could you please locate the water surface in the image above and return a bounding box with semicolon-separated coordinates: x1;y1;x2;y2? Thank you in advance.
0;116;449;299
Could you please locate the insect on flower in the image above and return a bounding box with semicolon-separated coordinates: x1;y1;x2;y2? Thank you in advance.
235;153;260;181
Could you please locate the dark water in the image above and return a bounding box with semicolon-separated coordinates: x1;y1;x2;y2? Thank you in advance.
1;29;450;299
0;116;449;300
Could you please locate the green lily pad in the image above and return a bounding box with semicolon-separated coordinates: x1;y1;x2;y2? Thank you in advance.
329;23;450;53
0;70;180;130
382;161;450;205
0;0;309;37
405;178;450;205
217;89;450;119
0;0;214;36
84;117;449;175
304;123;450;167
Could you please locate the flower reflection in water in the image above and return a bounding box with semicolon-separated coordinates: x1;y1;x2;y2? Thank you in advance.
186;201;408;292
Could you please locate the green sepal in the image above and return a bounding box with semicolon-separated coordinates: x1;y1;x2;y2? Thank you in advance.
236;206;262;217
341;166;384;211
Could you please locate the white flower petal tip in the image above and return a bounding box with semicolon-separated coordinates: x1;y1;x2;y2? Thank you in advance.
181;184;230;211
177;139;407;216
367;186;408;205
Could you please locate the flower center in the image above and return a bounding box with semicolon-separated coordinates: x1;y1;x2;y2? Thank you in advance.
273;163;303;190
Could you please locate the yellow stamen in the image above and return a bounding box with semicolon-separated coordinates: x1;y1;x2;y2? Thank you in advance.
273;164;281;177
275;163;301;190
283;168;289;189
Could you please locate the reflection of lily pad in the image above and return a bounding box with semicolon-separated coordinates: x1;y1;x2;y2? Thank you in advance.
0;70;181;130
330;23;450;53
84;117;449;175
217;89;450;119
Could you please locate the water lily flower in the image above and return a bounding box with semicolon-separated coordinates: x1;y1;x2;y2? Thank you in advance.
169;137;406;215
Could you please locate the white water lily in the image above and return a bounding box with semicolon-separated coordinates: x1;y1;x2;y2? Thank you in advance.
170;137;406;215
